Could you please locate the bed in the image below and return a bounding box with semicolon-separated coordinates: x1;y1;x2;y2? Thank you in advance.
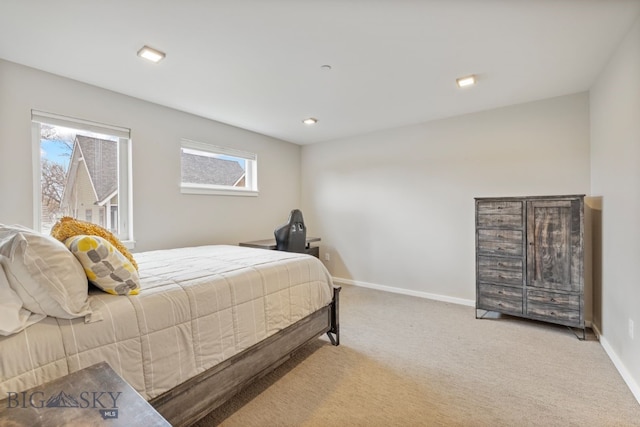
0;225;339;426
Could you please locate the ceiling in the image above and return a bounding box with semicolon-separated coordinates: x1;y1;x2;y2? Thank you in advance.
1;1;639;145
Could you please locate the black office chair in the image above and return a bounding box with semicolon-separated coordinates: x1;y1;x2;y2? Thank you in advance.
274;209;307;253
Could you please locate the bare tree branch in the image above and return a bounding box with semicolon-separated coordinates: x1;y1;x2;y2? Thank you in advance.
41;126;74;157
41;158;66;218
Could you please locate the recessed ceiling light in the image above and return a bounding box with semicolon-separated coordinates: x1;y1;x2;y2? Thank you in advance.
137;45;166;63
456;74;476;88
302;117;318;125
320;65;332;71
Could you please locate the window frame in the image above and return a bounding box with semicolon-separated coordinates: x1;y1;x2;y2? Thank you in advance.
180;138;258;197
31;110;134;247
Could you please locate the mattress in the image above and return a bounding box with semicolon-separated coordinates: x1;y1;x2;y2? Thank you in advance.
0;245;333;400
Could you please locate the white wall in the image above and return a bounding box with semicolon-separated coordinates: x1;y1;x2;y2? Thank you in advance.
0;59;301;252
301;93;591;304
590;15;640;401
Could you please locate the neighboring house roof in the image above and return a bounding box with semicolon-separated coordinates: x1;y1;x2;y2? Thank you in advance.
181;152;245;186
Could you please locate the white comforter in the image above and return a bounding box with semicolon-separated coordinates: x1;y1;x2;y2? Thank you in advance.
0;245;333;400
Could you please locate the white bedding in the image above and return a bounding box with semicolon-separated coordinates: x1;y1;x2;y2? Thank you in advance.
0;245;333;400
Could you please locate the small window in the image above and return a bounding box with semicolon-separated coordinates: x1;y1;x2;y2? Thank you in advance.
32;111;133;244
180;139;258;196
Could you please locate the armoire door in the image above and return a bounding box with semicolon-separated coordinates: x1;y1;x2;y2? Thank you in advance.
526;199;582;292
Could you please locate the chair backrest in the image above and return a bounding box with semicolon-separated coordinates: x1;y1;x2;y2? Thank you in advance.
274;209;307;253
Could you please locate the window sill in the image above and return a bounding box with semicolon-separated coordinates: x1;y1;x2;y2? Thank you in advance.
180;185;259;197
122;240;136;250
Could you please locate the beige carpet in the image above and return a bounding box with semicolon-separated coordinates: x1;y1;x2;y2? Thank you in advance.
194;284;640;426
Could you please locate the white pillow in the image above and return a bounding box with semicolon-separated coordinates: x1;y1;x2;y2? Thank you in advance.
0;263;46;336
0;224;93;321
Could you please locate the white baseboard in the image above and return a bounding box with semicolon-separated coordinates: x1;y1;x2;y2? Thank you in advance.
598;333;640;406
332;277;475;307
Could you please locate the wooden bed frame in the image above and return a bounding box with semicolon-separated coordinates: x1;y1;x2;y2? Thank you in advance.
149;286;341;426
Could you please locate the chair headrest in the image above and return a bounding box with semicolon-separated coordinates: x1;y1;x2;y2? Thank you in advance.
288;209;305;226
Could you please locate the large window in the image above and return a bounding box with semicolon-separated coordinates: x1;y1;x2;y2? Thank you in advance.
32;111;133;244
180;139;258;196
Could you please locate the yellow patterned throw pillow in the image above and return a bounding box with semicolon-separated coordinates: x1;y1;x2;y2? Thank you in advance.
51;217;138;270
65;235;140;296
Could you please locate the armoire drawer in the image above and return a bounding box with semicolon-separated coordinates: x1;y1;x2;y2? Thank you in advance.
477;214;523;229
476;201;523;215
477;256;523;286
477;229;523;243
526;289;580;323
477;283;522;315
477;232;523;256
